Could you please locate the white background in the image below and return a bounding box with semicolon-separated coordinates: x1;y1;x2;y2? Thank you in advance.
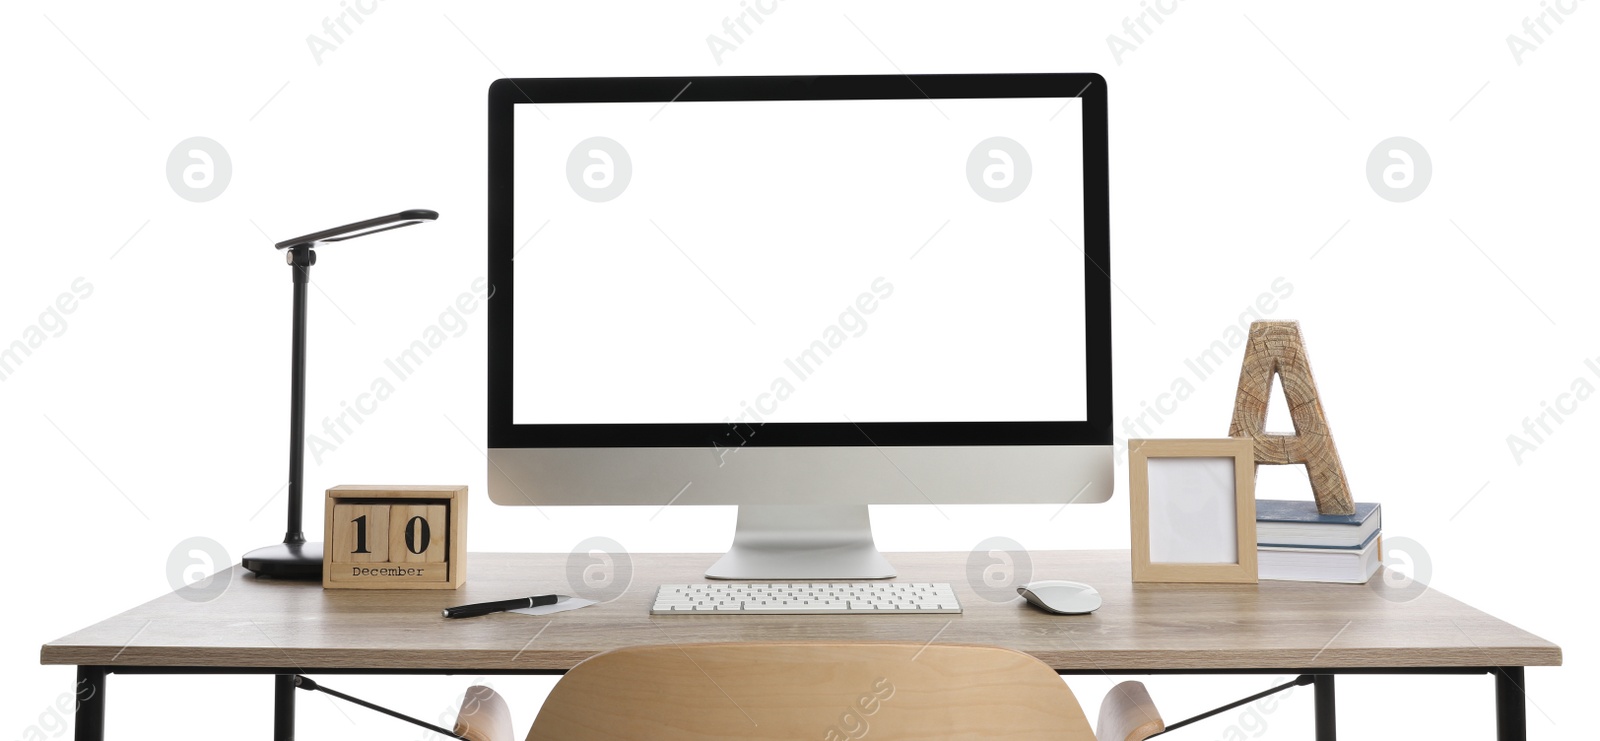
512;97;1086;424
3;2;1595;740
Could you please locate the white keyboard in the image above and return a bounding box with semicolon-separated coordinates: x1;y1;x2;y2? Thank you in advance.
651;582;961;615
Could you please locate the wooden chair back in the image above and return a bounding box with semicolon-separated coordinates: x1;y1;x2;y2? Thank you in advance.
523;641;1099;741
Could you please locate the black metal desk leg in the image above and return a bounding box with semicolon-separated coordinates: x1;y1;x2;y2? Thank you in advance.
1314;675;1336;741
1496;667;1527;741
275;674;295;741
74;666;106;741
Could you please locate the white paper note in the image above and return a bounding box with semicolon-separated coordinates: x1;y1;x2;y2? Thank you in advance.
508;596;598;616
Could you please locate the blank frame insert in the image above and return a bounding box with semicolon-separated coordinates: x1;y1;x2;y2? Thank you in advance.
1147;457;1239;564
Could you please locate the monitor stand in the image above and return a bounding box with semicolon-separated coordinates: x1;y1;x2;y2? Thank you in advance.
705;504;896;580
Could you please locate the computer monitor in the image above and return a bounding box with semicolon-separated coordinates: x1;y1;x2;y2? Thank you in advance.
487;74;1111;579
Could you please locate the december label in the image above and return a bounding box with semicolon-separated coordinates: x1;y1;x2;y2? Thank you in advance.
332;563;447;582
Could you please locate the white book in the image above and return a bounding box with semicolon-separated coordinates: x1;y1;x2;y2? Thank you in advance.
1258;533;1382;584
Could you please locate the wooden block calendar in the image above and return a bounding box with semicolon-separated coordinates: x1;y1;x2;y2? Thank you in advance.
322;485;467;589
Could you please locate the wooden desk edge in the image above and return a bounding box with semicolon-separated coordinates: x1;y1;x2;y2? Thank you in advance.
40;644;1563;672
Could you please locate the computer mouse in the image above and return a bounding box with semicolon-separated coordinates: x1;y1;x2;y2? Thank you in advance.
1017;580;1102;615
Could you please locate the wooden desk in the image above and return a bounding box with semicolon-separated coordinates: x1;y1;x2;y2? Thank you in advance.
43;551;1560;741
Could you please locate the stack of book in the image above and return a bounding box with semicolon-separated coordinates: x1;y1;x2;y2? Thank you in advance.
1256;500;1382;584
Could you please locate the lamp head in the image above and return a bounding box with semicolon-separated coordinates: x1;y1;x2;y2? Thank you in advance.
274;209;439;252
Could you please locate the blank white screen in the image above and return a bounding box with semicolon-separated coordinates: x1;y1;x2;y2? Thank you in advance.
513;97;1087;425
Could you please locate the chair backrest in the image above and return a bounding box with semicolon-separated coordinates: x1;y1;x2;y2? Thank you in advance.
1097;681;1165;741
455;685;515;741
524;642;1098;741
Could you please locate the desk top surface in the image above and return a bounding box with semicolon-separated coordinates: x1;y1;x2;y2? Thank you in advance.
41;551;1561;672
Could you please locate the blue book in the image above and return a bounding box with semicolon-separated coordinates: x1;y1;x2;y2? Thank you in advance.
1256;500;1381;549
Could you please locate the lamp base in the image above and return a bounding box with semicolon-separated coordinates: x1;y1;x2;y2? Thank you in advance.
242;541;324;579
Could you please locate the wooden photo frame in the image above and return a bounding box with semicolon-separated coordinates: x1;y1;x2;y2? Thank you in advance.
1129;439;1257;583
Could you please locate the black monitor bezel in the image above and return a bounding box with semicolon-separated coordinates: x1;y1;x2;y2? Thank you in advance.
488;73;1111;448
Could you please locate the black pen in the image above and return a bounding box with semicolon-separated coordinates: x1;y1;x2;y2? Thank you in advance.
442;594;559;619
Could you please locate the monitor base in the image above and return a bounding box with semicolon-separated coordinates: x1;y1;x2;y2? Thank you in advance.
706;505;896;580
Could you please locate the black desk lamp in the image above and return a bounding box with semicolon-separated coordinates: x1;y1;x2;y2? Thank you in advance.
242;209;440;579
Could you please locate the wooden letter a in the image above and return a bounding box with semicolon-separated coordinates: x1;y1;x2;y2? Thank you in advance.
1228;321;1355;515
